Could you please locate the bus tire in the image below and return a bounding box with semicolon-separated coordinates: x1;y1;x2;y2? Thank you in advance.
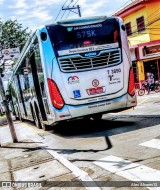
91;113;102;120
33;107;42;129
138;89;145;96
38;111;48;131
34;105;47;130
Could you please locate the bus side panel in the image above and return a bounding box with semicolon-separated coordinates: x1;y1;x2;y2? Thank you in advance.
37;29;71;123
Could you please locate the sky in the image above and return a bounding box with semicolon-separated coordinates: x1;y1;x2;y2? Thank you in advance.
0;0;132;32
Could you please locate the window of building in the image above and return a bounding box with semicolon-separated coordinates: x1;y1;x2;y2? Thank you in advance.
136;16;145;32
125;22;132;36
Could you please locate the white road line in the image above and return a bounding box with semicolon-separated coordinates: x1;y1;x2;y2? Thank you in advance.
138;98;149;105
94;155;160;190
29;134;102;189
44;145;102;190
140;139;160;150
21;124;102;190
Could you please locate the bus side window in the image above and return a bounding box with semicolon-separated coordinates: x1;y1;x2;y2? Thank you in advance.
33;39;50;114
40;81;45;97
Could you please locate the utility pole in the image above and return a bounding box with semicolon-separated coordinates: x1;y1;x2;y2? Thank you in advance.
0;62;18;143
62;4;81;17
0;23;18;144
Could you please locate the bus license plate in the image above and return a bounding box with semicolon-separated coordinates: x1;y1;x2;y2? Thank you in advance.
87;87;104;95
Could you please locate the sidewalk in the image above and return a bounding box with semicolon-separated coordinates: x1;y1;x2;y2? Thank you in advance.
0;115;8;126
0;121;90;190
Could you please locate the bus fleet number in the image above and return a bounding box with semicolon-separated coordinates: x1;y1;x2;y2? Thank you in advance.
107;68;121;74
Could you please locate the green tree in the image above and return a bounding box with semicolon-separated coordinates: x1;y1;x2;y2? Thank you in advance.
0;19;31;51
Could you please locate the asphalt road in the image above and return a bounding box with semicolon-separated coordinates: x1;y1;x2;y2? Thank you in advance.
38;93;160;189
1;92;160;189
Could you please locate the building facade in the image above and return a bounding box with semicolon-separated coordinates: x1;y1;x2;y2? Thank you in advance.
114;0;160;87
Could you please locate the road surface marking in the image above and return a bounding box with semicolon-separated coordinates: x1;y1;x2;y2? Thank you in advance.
21;123;46;134
139;139;160;150
25;131;102;190
94;155;160;189
43;145;102;190
138;98;149;105
39;136;103;190
0;124;102;190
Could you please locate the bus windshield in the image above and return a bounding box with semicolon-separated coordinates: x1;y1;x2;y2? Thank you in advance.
46;18;120;57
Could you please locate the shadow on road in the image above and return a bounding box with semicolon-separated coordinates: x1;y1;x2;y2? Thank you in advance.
13;114;160;155
1;137;112;154
51;118;134;137
51;115;160;138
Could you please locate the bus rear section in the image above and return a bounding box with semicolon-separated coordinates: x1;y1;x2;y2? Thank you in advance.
42;16;137;122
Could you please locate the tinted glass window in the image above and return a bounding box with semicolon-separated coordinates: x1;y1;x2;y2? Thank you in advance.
136;16;145;32
125;22;132;36
47;18;120;57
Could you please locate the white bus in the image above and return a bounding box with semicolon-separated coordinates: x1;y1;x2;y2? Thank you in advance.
8;16;137;130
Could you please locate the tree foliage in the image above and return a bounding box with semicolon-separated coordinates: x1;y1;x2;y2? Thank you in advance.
0;19;31;51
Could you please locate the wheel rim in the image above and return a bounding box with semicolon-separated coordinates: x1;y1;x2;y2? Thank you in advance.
138;89;145;96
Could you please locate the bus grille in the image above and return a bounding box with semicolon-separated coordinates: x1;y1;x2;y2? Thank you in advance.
58;49;121;72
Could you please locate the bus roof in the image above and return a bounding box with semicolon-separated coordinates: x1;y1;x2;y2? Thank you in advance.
46;15;118;27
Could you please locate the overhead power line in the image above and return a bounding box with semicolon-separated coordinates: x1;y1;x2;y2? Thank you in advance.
65;0;79;20
60;0;74;20
55;0;69;21
128;17;160;37
118;3;160;38
61;3;81;19
111;0;133;16
129;8;160;30
55;0;81;21
146;28;160;30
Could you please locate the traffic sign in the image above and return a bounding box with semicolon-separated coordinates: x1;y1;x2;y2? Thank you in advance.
2;47;20;60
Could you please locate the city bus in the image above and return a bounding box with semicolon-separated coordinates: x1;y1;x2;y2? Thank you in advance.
8;16;137;130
